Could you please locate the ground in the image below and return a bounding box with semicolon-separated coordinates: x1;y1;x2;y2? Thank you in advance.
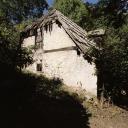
0;70;127;128
62;85;128;128
86;103;128;128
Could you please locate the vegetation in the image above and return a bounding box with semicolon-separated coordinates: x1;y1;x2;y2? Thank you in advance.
53;0;128;104
53;0;90;29
0;66;90;128
0;0;128;123
87;0;128;104
0;1;90;127
0;0;48;69
0;0;128;127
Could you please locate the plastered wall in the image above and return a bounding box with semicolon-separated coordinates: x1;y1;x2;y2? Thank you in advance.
23;22;97;95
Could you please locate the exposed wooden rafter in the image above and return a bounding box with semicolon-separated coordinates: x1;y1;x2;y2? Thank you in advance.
22;9;96;54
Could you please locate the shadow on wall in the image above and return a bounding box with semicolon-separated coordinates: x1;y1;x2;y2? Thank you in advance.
0;64;91;128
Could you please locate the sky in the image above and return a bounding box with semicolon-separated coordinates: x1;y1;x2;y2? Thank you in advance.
86;0;98;3
47;0;98;6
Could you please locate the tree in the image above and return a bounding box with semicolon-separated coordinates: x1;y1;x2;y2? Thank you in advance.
92;0;128;28
0;0;48;24
53;0;128;103
87;0;128;103
0;0;48;69
53;0;90;29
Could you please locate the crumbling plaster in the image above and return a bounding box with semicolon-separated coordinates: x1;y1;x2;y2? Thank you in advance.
23;22;97;95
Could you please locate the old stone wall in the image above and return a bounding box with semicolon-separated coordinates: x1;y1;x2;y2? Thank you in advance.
23;22;97;95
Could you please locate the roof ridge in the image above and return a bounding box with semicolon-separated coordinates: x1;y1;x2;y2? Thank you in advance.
22;9;95;54
54;9;88;35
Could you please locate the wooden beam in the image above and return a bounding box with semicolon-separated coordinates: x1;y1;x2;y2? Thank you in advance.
44;46;77;53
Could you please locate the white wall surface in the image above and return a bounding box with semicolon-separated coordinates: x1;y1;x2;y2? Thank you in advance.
23;36;35;47
23;22;97;96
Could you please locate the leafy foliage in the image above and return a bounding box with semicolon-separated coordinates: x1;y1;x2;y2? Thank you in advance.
0;0;48;69
0;0;48;23
53;0;90;29
0;0;128;105
54;0;128;103
0;68;90;128
87;0;128;102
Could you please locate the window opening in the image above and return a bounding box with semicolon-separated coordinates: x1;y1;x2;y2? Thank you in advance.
36;63;42;72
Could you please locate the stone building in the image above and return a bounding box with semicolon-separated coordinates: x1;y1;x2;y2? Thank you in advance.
22;9;97;96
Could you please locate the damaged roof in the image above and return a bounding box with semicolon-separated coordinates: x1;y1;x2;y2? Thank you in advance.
22;9;95;54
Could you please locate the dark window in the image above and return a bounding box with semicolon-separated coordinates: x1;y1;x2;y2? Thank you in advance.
76;48;81;56
36;63;42;71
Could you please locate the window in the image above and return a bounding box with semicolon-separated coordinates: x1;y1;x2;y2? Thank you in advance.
36;63;42;72
76;48;81;56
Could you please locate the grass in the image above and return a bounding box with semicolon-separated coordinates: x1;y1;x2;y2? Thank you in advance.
0;66;91;128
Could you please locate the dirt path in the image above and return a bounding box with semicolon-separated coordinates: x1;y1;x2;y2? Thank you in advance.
87;105;128;128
